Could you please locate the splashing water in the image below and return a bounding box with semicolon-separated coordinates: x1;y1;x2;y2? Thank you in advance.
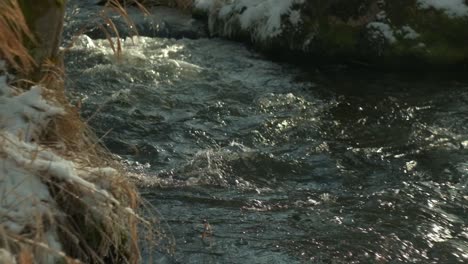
65;33;468;263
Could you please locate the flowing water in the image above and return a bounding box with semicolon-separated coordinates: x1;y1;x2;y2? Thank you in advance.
65;9;468;263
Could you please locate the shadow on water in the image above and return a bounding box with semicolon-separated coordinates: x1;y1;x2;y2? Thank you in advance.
65;34;468;263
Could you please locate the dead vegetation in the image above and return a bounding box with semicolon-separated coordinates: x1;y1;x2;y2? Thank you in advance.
0;0;36;74
0;1;166;263
100;0;193;10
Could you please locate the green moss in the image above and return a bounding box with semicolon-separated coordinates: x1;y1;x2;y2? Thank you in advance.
328;0;375;21
385;4;468;66
425;45;467;65
320;23;359;55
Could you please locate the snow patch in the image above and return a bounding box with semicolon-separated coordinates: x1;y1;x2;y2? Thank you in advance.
417;0;468;17
205;0;305;41
194;0;217;11
0;61;131;261
0;249;16;264
401;25;420;40
367;22;397;44
289;10;302;25
0;71;65;261
0;84;65;141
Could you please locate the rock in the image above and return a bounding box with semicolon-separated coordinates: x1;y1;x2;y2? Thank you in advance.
194;0;468;69
64;0;207;41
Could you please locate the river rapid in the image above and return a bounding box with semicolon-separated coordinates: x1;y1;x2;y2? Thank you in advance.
64;4;468;263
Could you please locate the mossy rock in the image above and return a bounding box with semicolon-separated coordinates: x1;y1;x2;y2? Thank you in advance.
195;0;468;70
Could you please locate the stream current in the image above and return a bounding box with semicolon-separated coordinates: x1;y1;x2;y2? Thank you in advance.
65;11;468;264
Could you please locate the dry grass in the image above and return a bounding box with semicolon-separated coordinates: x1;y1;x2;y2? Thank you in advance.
0;0;36;74
67;0;191;60
0;1;162;263
101;0;193;10
99;0;140;58
65;0;149;60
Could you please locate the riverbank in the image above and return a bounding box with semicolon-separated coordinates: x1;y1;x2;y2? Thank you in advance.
78;0;468;70
3;0;464;262
0;64;146;263
0;1;151;262
195;0;468;70
189;0;468;70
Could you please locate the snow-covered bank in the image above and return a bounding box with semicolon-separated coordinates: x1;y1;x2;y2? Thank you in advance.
0;62;143;263
0;72;64;263
0;0;162;262
193;0;468;69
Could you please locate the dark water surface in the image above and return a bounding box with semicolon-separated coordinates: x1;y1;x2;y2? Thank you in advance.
65;31;468;263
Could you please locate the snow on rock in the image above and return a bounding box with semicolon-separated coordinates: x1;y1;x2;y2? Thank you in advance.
201;0;306;41
401;25;420;40
194;0;217;11
417;0;468;17
367;22;397;44
289;9;302;26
